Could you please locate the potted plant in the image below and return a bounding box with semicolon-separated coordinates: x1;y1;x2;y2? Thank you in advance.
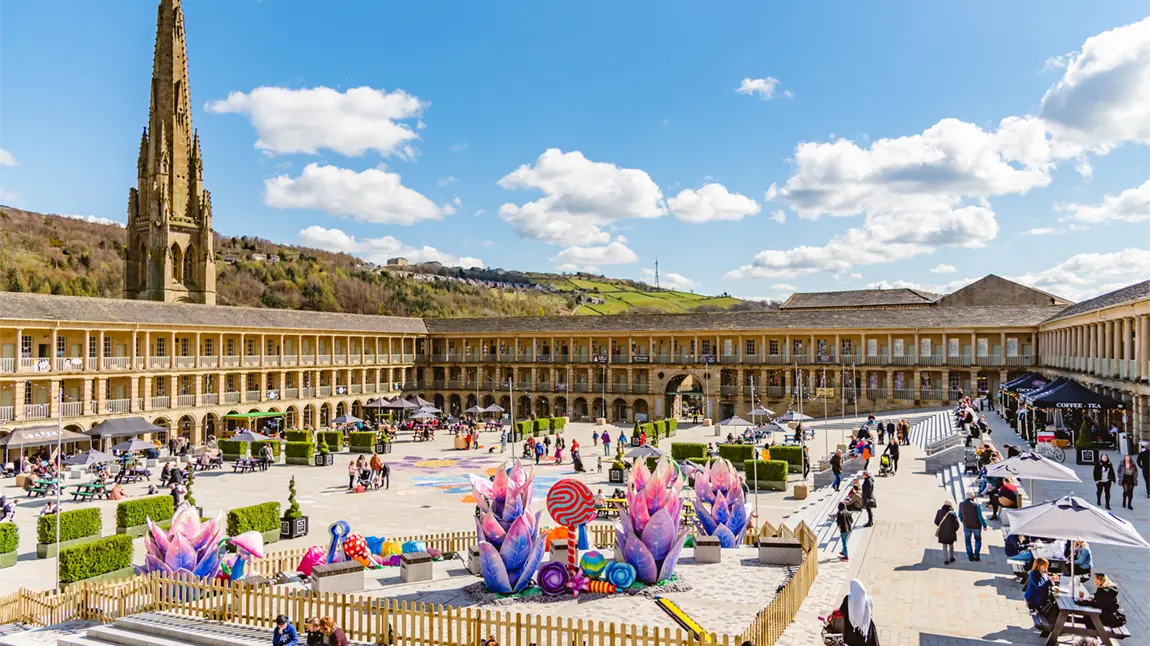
314;437;334;467
375;434;392;454
608;459;629;484
1075;420;1097;466
280;476;309;539
184;467;203;517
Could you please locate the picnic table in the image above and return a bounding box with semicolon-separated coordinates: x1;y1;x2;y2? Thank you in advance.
1046;593;1129;645
117;467;151;484
26;478;57;497
232;458;260;473
69;482;109;502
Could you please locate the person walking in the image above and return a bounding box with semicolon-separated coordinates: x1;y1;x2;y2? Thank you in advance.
1138;443;1150;498
835;502;852;562
801;445;810;479
592;430;599;446
1094;453;1116;510
883;441;900;473
830;449;843;491
838;579;879;646
861;471;876;527
933;500;960;564
500;429;507;453
957;492;987;561
534;442;543;465
1118;454;1139;509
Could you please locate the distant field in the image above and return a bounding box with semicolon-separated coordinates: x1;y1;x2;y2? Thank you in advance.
536;276;742;315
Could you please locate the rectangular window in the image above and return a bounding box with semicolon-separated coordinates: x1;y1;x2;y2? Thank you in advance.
156;337;166;357
24;381;32;405
226;338;235;356
769;340;779;356
104;379;111;399
103;336;112;358
135;337;141;357
841;339;852;356
56;336;66;358
180;376;190;394
267;339;276;355
701;340;711;354
155;377;166;396
89;336;97;358
204;338;214;356
246;339;255;356
180;338;189;357
745;339;756;355
21;335;32;358
226;374;235;391
793;339;804;355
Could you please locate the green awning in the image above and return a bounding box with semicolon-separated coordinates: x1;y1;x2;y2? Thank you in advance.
223;412;286;420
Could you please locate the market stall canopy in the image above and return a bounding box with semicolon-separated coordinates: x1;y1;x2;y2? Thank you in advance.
0;425;92;448
717;416;754;427
362;398;392;409
1000;372;1045;392
775;410;814;422
463;406;485;414
483;404;505;413
625;446;665;459
1001;373;1054;396
983;451;1082;482
411;411;437;420
415;405;442;414
381;398;419;409
1017;377;1070;403
1023;379;1125;410
87;417;166;439
748;406;776;417
407;396;434;407
1005;495;1149;549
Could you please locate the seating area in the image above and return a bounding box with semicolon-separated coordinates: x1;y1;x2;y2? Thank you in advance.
230;458;267;473
911;411;960;450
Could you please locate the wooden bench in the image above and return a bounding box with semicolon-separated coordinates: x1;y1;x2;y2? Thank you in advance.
1009;560;1029;585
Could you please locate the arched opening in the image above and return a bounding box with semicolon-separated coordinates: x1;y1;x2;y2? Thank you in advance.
352;400;362;418
535;397;550;418
285;406;299;429
63;423;86;434
303;404;316;429
516;396;531;419
612;398;628;422
170;244;183;283
204;412;219;439
465;394;477;411
177;414;195;445
183;243;196;287
482;394;496;409
633;398;649;421
573;397;588;420
592;397;606;420
665;373;705;421
224;410;241;432
554;397;568;417
336;401;347;418
433;394;445;411
498;395;510;413
449;394;462;416
320;403;332;427
152;416;171;444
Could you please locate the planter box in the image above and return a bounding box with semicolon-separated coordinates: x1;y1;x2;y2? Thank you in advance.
314;453;334;467
286;456;313;465
0;551;16;569
793;483;809;499
261;529;280;545
376;442;392;454
400;552;434;583
62;566;136;589
349;445;374;454
694;536;721;564
37;535;102;559
549;539;569;562
758;538;803;565
117;524;153;538
466;545;482;576
1076;448;1098;466
280;516;309;540
747;480;787;492
608;468;628;484
311;561;365;594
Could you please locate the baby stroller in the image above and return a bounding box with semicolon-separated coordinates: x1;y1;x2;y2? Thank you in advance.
355;468;374;492
819;609;845;645
963;448;980;474
877;454;893;477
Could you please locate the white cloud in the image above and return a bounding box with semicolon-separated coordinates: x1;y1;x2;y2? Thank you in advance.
1023;227;1060;236
298;225;483;268
552;238;638;270
449;142;468;152
769;209;786;224
265;163;443;225
641;267;698;290
497;149;666;246
0;189;19;205
0;148;15;166
474;208;487;217
1011;248;1150;301
437;176;457;187
736;77;791;100
206;86;425;157
770;283;796;291
1041;55;1069;72
929;263;957;274
668;183;760;223
60;213;123;227
1057;179;1150;224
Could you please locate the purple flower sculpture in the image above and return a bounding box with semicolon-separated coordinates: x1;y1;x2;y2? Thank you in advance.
615;457;690;584
692;457;750;548
471;460;547;594
537;561;570;595
139;502;226;579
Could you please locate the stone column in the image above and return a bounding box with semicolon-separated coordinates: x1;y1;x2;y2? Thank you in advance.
1139;315;1150;381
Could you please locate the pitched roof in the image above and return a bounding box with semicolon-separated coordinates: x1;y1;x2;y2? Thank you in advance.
1043;280;1150;323
0;292;428;334
779;288;938;310
424;305;1064;335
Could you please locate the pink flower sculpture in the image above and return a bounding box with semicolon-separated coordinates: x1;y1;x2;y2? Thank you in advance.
140;503;225;579
615;457;690;584
471;460;547;594
692;457;750;548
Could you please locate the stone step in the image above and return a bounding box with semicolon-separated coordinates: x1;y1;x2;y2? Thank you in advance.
87;625;204;646
114;614;269;646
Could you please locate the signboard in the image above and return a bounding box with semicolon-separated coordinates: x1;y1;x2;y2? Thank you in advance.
893;339;904;357
867;339;878;356
816;387;834;398
632;354;650;363
1006;338;1018;357
591;355;608;364
920;338;931;357
700;355;717;364
949;338;960;357
977;338;989;357
535;354;551;363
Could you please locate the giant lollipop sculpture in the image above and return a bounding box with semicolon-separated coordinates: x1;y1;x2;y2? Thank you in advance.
545;479;597;576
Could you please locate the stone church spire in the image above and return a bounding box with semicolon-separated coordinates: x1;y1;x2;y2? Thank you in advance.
125;0;216;304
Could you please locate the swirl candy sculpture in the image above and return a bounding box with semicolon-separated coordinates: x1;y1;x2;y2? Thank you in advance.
471;460;547;594
692;458;751;548
615;457;690;585
140;503;226;578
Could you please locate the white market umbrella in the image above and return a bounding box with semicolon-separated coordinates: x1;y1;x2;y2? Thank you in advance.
331;414;362;425
110;438;155;453
415;405;441;414
718;416;754;427
464;405;485;414
411;411;437;420
625;445;664;460
483;404;505;413
748;406;776;417
64;449;117;466
1005;495;1150;597
984;451;1081;482
230;430;273;443
775;410;813;422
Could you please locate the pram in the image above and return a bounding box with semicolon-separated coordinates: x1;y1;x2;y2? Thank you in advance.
878;454;893;477
356;468;377;491
963;448;980;474
819;609;845;645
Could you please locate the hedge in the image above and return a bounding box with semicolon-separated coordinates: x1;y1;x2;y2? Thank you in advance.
285;442;315;459
670;443;707;460
252;440;281;457
38;508;102;544
516;421;533;437
226;501;282;536
349;432;377;449
551;417;566;431
717;444;755;467
116;495;175;529
318;431;343;450
686;457;714;468
652;420;667;438
534;418;551;434
644;456;661;473
219;439;248;457
667;418;678;435
769;445;803;467
285;430;313;443
0;523;17;554
743;459;789;483
59;534;133;584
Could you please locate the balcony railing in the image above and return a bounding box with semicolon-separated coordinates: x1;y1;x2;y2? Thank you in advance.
176;394;196;408
612;384;629;394
61;401;82;417
301;387;315;398
318;386;332;397
55;357;85;371
199;355;219;368
765;386;786;398
632;384;649;394
742;354;762;365
224;391;241;404
148;356;171;370
202;393;219;406
334;355;347;365
301;355;316;366
245;390;260;402
265;356;281;367
104;399;131;414
892;389;914;400
364;383;377;394
890;355;915;366
974;354;1001;367
918;355;945;366
1004;355;1033;367
350;355;361;365
0;358;13;373
720;385;739;397
175;356;196;369
244;356;260;367
284;388;298;400
763;354;789;365
363;354;375;364
318;355;332;365
0;406;13;422
920;389;943;401
221;356;240;368
150;395;170;409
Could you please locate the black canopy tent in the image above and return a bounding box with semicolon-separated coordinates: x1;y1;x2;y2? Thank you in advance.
998;372;1051;426
87;417;166;439
1;424;92;462
1024;379;1126;410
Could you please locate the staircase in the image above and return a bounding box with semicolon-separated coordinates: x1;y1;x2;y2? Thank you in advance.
56;613;369;646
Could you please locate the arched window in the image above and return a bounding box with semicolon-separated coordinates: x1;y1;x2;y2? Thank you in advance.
183;244;195;286
171;244;183;283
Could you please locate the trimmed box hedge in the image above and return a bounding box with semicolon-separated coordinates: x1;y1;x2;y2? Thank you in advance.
667;418;678;435
769;445;803;467
534;418;551;434
517;421;534;437
718;444;755;467
226;501;282;536
318;431;343;451
349;431;377;451
686;457;714;468
743;460;789;490
285;430;313;443
59;534;133;584
38;507;102;544
670;442;707;460
219;439;249;457
285;441;315;465
0;523;17;554
116;495;175;530
252;440;281;458
551;417;566;431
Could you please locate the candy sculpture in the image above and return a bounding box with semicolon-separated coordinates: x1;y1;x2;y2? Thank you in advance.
585;579;617;594
604;561;637;589
546;479;596;575
537;561;570;595
579;551;607;579
615;457;690;584
140;503;225;578
343;533;372;568
471;460;547;594
691;458;751;548
228;531;266;581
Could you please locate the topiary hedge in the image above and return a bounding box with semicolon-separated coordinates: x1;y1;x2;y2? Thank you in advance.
59;534;133;584
686;457;713;468
349;431;377;452
116;495;175;530
318;431;343;451
743;460;789;489
667;418;678;436
251;440;281;457
286;430;313;443
0;523;18;554
551;417;566;431
226;501;282;536
38;508;102;544
219;439;248;457
534;418;551;434
718;444;755;468
285;441;315;465
671;442;707;460
768;445;803;468
517;420;534;437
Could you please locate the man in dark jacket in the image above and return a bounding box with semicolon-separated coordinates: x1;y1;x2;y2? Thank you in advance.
883;441;900;473
1138;443;1150;498
957;492;987;561
830;449;843;491
861;472;875;527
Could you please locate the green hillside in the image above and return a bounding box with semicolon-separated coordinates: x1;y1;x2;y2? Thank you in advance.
535;276;747;315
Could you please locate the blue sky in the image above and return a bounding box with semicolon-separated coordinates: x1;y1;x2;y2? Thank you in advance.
2;1;1147;303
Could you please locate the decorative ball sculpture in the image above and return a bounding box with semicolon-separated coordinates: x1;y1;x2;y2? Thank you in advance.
537;561;570;595
580;551;607;579
380;540;402;556
344;533;371;567
402;540;428;553
604;561;637;589
585;579;617;594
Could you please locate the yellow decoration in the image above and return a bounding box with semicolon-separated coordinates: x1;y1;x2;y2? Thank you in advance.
380;540;402;556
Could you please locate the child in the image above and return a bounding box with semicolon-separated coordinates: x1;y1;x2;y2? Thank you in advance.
597;457;603;473
592;430;599;446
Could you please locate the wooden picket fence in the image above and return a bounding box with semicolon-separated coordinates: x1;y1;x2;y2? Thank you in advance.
3;522;817;646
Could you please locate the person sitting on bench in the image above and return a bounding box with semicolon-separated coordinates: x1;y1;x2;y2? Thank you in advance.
0;496;14;522
1080;573;1126;628
1005;533;1034;569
